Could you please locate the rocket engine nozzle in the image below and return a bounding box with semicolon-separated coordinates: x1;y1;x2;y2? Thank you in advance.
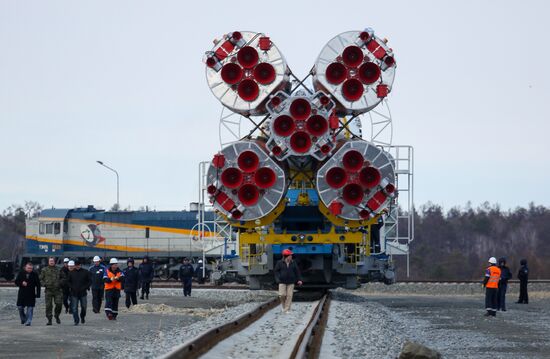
206;141;287;222
313;30;396;115
316;139;397;221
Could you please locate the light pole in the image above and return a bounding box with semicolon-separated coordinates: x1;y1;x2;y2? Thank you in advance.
96;161;119;210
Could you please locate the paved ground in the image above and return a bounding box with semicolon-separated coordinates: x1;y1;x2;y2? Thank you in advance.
321;290;550;359
0;288;274;359
2;286;549;358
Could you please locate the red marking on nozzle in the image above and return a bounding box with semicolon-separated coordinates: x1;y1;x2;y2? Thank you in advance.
319;95;330;106
220;167;243;189
238;184;260;206
237;46;259;69
359;166;381;189
342;79;364;101
289;98;312;121
259;36;271;51
360;209;370;219
253;63;276;85
270;96;282;107
342;150;364;172
237;79;259;102
237;151;260;173
385;183;396;194
273;115;295;137
360;32;371;42
212;153;225;168
376;84;389;98
231;209;243;219
254;167;277;189
358;62;381;85
325;167;347;189
232;31;242;41
289;131;312;153
306;115;328;137
342;46;364;68
206;57;217;68
325;62;347;85
271;145;282;156
328;201;344;216
384;56;395;67
343;183;364;206
207;185;217;195
320;144;331;154
221;63;243;85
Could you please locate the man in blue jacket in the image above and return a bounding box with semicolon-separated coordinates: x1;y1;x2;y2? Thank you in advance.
138;256;154;300
497;257;512;311
89;256;105;313
179;258;194;297
123;258;140;308
516;259;529;304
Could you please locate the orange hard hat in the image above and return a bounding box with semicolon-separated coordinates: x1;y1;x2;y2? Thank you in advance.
282;249;293;256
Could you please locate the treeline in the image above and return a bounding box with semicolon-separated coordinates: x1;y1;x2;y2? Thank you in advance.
0;202;41;261
395;202;550;280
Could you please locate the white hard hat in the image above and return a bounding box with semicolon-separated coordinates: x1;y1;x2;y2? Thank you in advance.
110;258;118;264
93;256;101;262
63;258;70;263
68;260;75;266
198;260;203;263
488;257;497;264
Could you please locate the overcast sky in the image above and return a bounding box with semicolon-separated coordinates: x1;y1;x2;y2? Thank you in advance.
1;0;549;212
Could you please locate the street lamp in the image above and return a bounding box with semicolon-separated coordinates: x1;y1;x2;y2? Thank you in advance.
96;161;119;210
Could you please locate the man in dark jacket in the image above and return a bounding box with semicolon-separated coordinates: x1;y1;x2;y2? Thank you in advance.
67;260;92;325
89;256;105;313
15;262;41;326
179;258;194;297
60;258;71;313
39;257;64;325
516;259;529;304
274;249;303;313
123;258;139;308
138;256;154;300
497;257;512;311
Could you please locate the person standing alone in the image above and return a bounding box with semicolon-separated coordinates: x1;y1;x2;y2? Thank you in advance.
89;256;105;313
483;257;501;317
123;258;139;308
15;262;41;326
179;258;194;297
39;257;64;325
138;256;154;300
67;260;91;325
497;257;512;311
274;249;303;313
104;258;124;320
516;259;529;304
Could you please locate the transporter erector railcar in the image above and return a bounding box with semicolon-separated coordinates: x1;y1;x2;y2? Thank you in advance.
202;28;413;289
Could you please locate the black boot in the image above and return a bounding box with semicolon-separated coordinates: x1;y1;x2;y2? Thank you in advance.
146;294;149;300
46;318;52;326
55;315;61;324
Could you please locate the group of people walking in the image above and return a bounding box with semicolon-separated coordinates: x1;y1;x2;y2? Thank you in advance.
14;256;155;326
483;256;530;317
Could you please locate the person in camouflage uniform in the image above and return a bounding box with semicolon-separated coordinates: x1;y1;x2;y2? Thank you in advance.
39;257;64;325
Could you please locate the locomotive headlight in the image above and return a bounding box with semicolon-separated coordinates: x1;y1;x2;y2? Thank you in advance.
299;234;305;241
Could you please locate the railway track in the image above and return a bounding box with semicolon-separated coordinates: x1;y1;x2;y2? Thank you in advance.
162;292;331;359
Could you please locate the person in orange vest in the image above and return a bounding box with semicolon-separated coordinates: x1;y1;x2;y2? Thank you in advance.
483;257;501;317
103;258;124;320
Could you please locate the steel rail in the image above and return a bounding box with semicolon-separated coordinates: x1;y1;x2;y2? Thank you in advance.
290;293;331;359
160;297;279;359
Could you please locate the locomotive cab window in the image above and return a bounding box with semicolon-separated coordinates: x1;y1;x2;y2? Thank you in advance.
54;222;61;235
39;223;45;234
45;223;53;234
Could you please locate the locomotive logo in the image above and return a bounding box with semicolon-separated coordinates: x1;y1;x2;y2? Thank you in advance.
80;224;106;247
